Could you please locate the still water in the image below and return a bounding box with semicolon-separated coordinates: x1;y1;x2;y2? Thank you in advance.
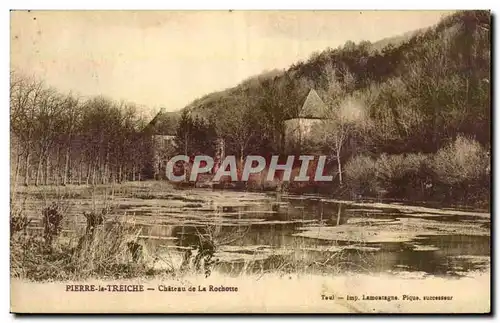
129;191;490;277
21;186;490;277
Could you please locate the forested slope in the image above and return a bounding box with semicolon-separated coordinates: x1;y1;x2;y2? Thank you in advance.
176;10;491;205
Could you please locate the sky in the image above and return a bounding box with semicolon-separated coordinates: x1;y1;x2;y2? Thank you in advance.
11;10;454;116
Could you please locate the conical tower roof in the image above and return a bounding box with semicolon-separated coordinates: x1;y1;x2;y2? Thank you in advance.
298;88;328;119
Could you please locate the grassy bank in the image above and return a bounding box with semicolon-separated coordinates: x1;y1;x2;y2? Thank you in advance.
10;183;346;282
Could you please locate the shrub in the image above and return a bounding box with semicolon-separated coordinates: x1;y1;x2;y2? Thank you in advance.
10;207;155;281
433;135;490;185
10;198;31;237
344;139;490;206
75;220;152;278
345;153;433;200
42;203;64;250
432;135;490;204
344;155;378;197
375;153;431;198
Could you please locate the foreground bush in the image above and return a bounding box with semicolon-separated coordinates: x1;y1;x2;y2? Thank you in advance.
375;153;431;199
11;225;152;281
344;155;378;197
431;135;490;205
10;204;155;281
344;135;490;206
432;135;490;185
345;153;431;200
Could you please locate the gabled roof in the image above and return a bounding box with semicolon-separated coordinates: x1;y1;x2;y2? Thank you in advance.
298;88;329;119
143;108;180;136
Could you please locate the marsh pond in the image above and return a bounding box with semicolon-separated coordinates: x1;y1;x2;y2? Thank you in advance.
17;182;490;278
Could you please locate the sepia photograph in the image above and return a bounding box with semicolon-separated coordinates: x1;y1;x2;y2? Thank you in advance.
9;9;491;314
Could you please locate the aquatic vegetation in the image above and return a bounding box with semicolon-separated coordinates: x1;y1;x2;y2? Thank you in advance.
10;181;491;281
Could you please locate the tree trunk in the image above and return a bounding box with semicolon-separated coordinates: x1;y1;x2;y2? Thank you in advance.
13;140;22;188
54;145;60;185
118;165;122;183
91;157;98;186
78;162;83;185
35;154;43;186
63;146;71;185
103;148;110;184
279;127;285;154
44;153;50;185
337;151;343;186
86;162;91;185
14;153;21;188
24;152;31;186
239;146;244;179
101;163;107;184
98;162;103;185
92;165;97;186
336;204;342;226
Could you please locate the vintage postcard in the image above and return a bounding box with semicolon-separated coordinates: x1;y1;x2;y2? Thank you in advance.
10;10;491;313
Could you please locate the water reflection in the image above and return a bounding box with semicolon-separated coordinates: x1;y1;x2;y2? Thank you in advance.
147;196;489;276
26;191;490;277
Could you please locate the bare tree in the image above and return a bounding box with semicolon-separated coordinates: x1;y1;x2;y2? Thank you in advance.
10;72;46;186
316;65;367;186
33;88;65;186
59;95;81;185
215;94;263;169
